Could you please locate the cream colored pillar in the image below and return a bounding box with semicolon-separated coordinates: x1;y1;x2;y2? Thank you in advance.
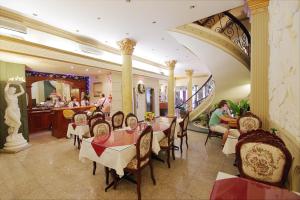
117;38;136;115
166;60;176;117
185;69;194;111
247;0;270;129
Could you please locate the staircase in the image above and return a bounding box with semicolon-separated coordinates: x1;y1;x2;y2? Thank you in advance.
172;8;251;122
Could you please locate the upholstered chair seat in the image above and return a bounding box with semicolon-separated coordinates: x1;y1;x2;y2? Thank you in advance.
126;158;149;170
159;137;169;148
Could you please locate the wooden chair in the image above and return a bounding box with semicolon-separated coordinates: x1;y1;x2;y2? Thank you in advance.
205;110;223;145
236;130;292;187
92;110;104;117
238;129;285;145
72;111;88;149
123;125;156;200
125;113;138;129
178;112;189;153
89;113;105;129
230;112;262;138
112;111;124;130
159;117;177;168
90;119;111;185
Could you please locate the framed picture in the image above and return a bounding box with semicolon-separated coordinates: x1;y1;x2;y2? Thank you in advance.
93;82;102;97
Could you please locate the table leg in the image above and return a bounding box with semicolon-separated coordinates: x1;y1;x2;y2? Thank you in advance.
105;169;120;192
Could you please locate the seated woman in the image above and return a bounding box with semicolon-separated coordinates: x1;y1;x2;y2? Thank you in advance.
68;96;80;108
54;97;65;108
209;100;235;145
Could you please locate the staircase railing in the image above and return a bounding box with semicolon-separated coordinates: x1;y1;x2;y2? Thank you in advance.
194;11;251;56
175;75;214;115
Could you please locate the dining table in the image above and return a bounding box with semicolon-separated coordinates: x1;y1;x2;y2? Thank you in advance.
79;118;172;172
79;118;173;191
210;172;300;200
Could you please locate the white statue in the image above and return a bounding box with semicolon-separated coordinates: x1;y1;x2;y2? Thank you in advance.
3;82;29;152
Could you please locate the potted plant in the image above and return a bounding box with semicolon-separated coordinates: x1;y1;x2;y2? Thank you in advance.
227;99;249;117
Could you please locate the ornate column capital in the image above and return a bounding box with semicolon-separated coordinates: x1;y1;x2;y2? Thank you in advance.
247;0;269;15
165;60;177;70
117;38;136;55
185;69;194;77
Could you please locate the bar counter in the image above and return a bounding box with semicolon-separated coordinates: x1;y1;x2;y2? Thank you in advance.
52;106;94;138
28;106;95;138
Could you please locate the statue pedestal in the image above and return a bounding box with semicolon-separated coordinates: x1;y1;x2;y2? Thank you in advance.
2;133;30;153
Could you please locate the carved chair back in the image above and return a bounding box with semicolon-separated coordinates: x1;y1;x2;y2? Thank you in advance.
73;111;88;126
236;130;292;187
237;112;262;134
89;113;105;128
125;113;138;129
112;111;124;130
91;119;111;138
136;125;153;169
179;112;189;136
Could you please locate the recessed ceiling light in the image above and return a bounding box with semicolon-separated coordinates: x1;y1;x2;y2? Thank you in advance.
85;69;89;71
97;17;101;20
152;21;157;24
32;13;38;16
151;49;154;51
76;30;79;33
176;49;179;51
126;0;131;2
105;41;108;43
161;37;165;40
126;32;129;35
190;5;196;9
70;66;74;69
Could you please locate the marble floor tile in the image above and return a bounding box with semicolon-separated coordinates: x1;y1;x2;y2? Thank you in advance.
0;130;237;200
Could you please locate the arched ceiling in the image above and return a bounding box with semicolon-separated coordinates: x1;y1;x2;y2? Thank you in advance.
0;0;243;75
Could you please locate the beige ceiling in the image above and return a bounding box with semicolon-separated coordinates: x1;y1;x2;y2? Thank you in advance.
0;0;243;75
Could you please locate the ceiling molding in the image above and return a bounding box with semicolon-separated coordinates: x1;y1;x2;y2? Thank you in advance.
175;73;209;80
0;6;168;70
0;35;168;79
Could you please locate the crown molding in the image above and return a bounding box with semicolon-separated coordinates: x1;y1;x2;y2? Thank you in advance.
0;6;168;70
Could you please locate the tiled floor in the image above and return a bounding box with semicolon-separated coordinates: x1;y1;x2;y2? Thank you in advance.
0;130;238;200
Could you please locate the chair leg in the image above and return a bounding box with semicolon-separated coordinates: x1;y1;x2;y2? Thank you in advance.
77;137;81;149
73;135;76;145
93;161;97;175
149;161;156;185
172;145;175;160
180;137;183;154
167;149;171;168
136;171;142;200
205;132;210;145
105;167;110;185
185;134;189;149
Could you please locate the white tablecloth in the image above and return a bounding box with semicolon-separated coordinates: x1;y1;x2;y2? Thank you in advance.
79;127;167;176
222;129;240;155
67;123;90;139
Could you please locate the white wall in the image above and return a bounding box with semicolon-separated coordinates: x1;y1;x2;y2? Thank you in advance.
268;0;300;192
110;71;161;121
89;73;112;103
175;76;208;87
133;75;160;121
269;0;300;142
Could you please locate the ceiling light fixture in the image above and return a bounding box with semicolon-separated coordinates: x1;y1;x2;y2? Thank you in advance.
126;0;131;2
70;66;74;69
85;68;89;72
152;21;157;24
32;13;38;16
126;32;129;35
161;37;165;40
76;30;79;33
97;17;101;20
190;5;196;9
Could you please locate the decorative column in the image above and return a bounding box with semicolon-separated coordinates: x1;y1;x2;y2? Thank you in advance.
247;0;270;129
185;69;194;111
117;38;136;115
166;60;176;117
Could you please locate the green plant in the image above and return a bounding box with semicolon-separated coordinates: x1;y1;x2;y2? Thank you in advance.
270;128;278;135
227;99;249;117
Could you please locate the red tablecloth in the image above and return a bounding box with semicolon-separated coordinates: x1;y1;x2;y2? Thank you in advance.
210;178;300;200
